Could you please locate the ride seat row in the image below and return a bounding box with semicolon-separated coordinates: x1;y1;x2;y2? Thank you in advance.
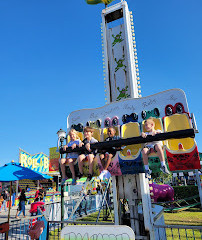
69;113;194;153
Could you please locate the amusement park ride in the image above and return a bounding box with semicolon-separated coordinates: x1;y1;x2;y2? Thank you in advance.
58;1;201;239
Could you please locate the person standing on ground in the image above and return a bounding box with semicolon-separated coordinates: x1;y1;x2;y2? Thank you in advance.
11;187;16;207
42;188;46;202
0;194;3;212
34;188;40;202
38;188;44;201
1;190;8;212
26;185;30;192
78;187;87;217
16;189;27;218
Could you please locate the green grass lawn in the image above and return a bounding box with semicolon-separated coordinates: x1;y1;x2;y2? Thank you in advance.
162;208;202;240
164;208;202;226
80;207;202;226
78;210;114;223
80;208;202;240
49;211;113;239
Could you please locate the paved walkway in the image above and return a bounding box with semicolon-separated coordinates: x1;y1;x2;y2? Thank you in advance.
0;204;34;223
0;196;78;223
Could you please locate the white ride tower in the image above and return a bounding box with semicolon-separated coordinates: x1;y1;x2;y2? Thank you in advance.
101;1;164;239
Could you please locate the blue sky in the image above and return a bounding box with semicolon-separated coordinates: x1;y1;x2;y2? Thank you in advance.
0;0;202;166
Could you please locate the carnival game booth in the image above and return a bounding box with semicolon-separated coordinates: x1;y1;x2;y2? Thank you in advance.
14;190;61;206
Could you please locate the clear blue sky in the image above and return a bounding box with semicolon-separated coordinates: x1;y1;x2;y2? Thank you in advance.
0;0;202;166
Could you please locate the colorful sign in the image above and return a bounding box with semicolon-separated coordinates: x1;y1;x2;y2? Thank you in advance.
19;149;49;173
49;147;60;172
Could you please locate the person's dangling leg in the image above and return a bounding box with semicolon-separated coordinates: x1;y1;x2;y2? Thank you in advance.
155;144;170;174
77;154;85;178
99;154;105;169
60;158;68;185
87;154;95;181
104;153;113;171
142;147;152;178
68;158;77;185
68;158;76;179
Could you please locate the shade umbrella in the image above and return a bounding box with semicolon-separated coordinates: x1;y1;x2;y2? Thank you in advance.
0;162;51;182
0;161;51;239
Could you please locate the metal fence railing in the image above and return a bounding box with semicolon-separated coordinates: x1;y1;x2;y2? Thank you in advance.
1;215;202;239
44;195;103;221
0;214;46;240
47;220;114;240
0;194;111;239
154;224;202;240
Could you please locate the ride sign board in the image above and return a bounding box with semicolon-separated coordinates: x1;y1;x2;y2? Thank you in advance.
19;149;49;173
49;147;60;172
61;225;135;240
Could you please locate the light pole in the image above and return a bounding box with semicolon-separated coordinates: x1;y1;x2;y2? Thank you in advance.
57;128;66;226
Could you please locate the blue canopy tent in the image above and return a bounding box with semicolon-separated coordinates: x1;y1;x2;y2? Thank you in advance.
0;162;51;182
0;161;51;238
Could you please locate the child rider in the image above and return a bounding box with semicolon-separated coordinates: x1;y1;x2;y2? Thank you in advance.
77;126;98;181
60;129;81;185
99;127;120;180
141;117;170;178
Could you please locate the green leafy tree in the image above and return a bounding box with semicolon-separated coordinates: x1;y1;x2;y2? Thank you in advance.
153;171;172;184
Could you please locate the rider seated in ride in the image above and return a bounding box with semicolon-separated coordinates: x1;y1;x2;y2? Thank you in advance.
61;129;81;185
77;126;98;181
141;117;170;178
99;126;121;180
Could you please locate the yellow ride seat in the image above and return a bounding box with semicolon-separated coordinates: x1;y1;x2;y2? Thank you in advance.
142;118;164;133
142;118;165;148
163;113;195;151
101;126;120;141
67;131;84;143
83;128;101;176
120;122;142;158
92;128;101;142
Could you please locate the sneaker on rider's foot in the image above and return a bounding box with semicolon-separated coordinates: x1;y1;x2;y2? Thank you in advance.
99;170;111;180
61;177;67;185
87;174;93;181
145;169;152;179
72;179;77;185
98;170;107;180
77;173;83;179
105;170;111;179
160;165;170;175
